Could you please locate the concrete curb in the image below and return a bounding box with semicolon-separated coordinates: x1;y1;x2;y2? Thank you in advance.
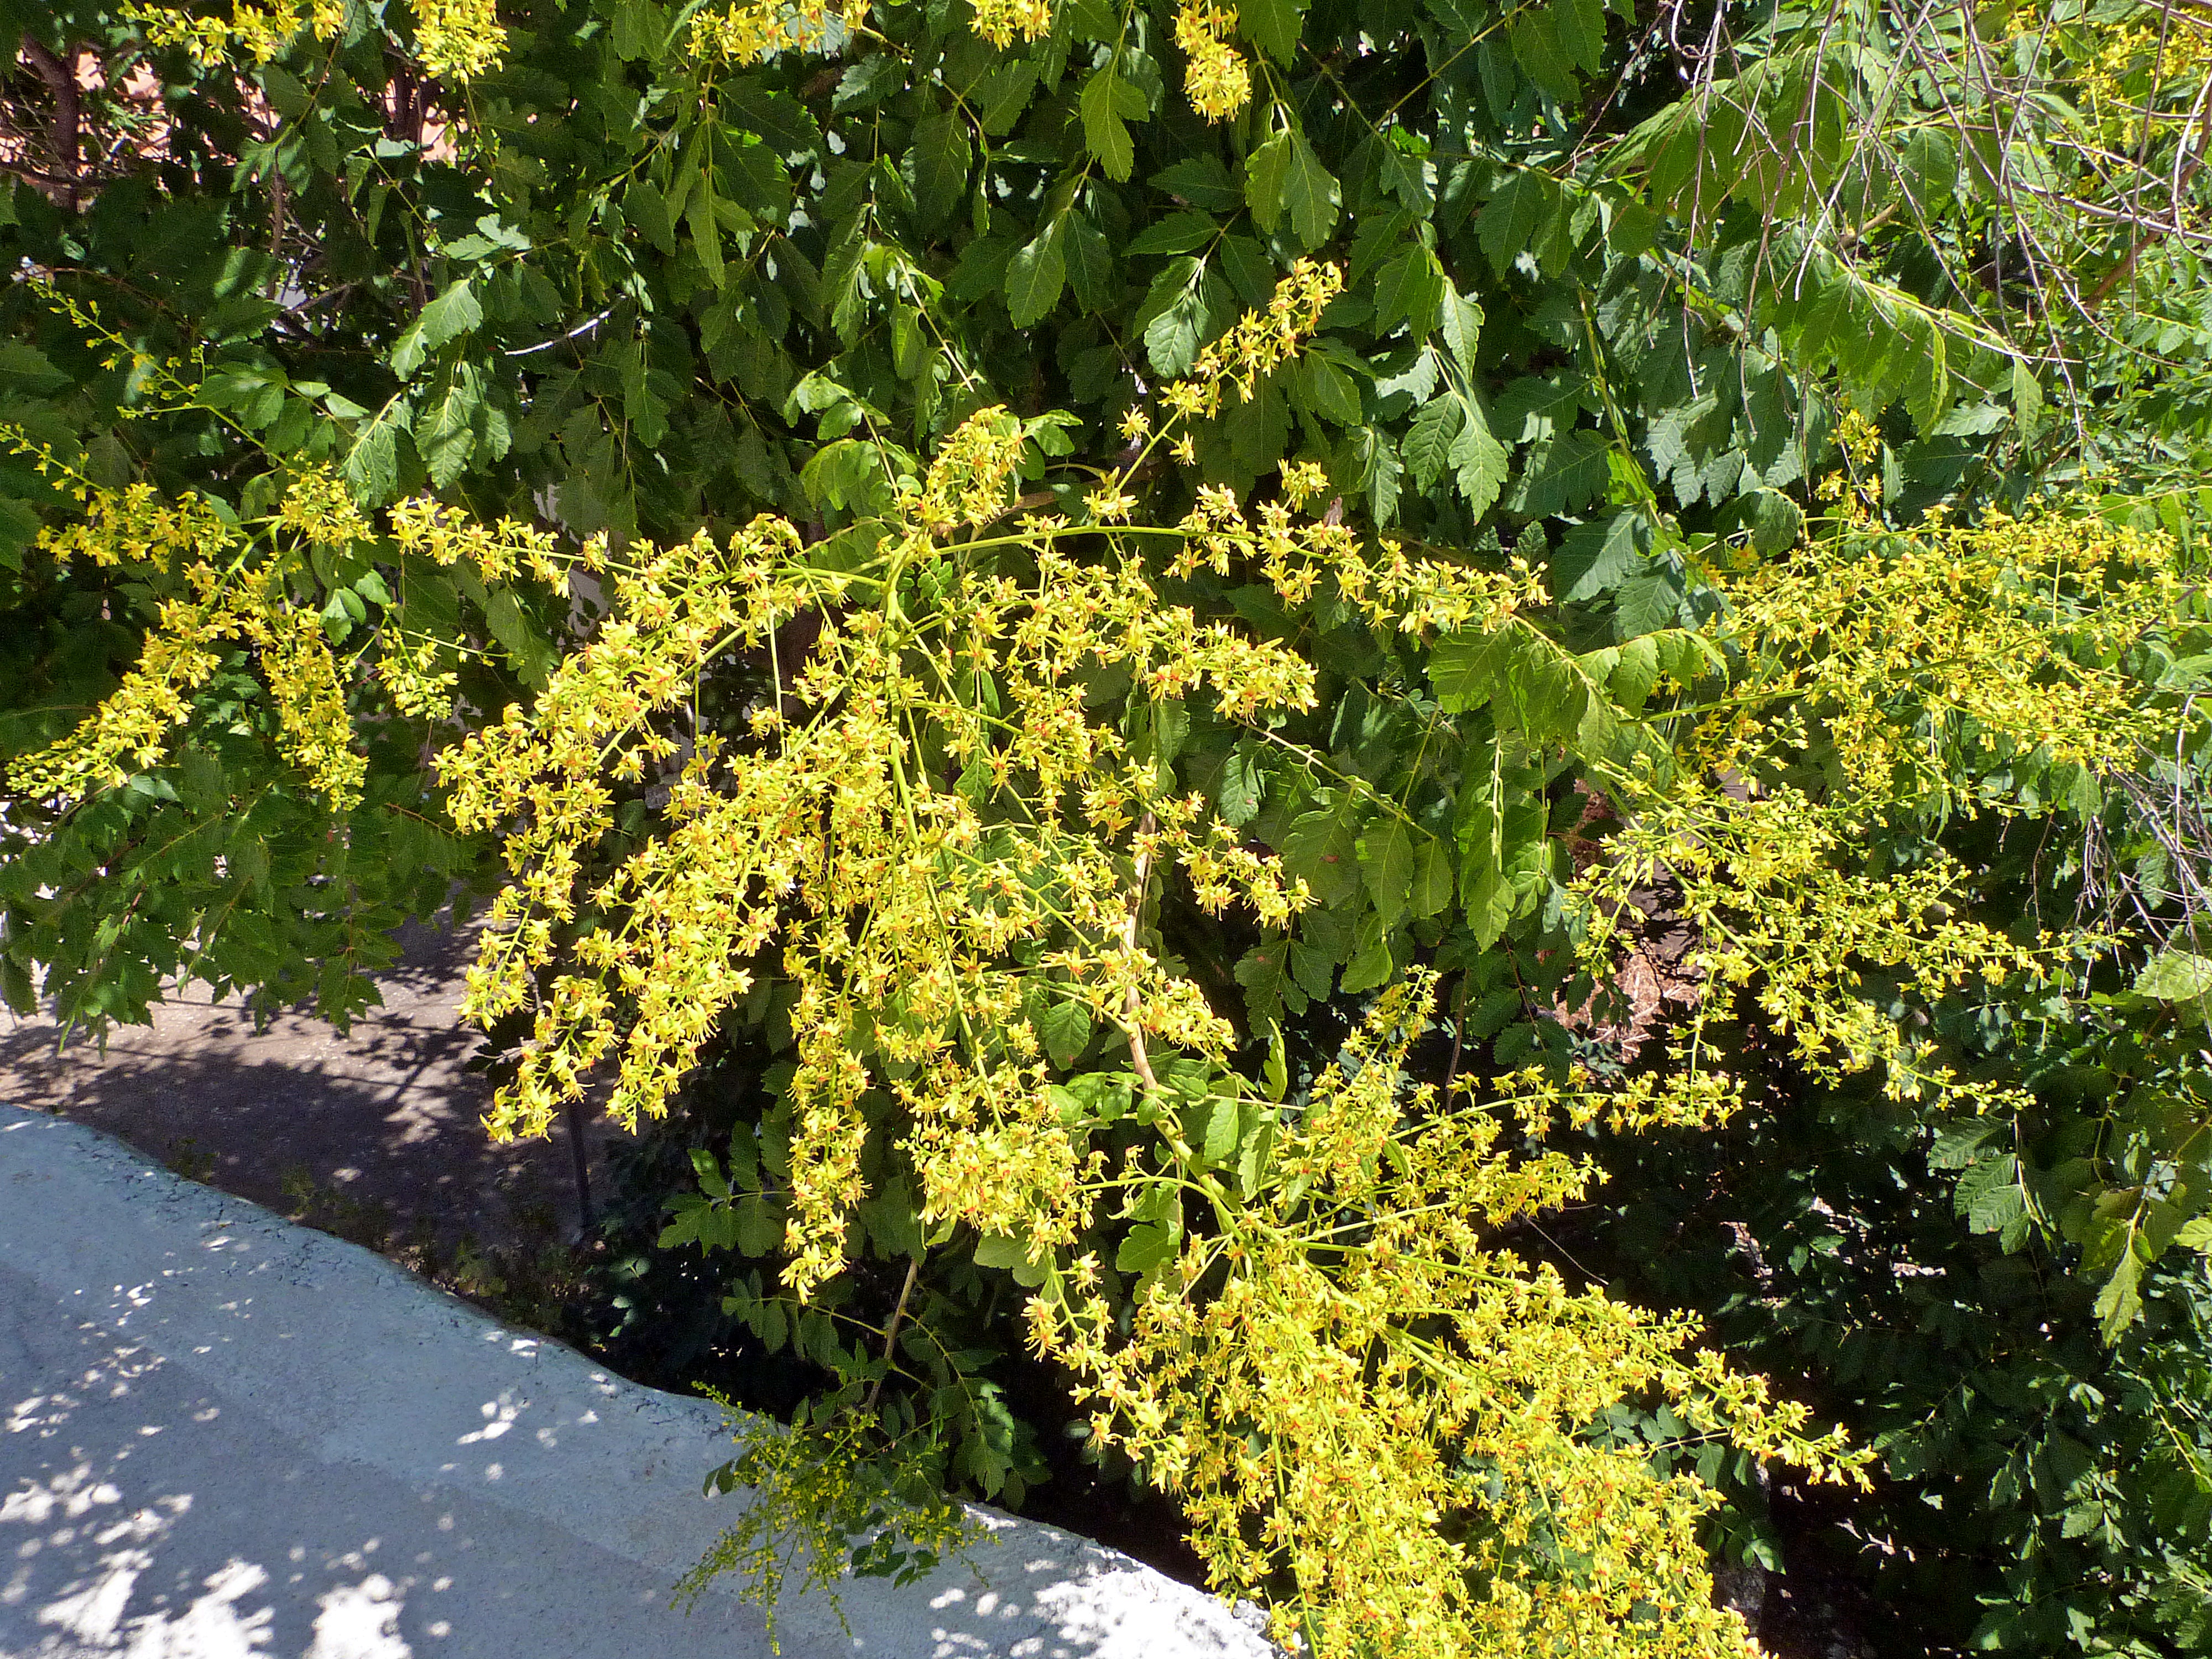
1;1108;1273;1659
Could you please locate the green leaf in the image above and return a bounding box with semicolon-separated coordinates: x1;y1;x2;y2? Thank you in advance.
1457;757;1551;948
974;1232;1036;1271
1612;569;1682;639
1363;425;1404;524
1035;997;1093;1068
0;953;33;1016
1439;288;1484;377
1745;488;1804;553
1372;246;1444;339
1240;0;1304;61
1219;747;1264;825
904;109;971;230
1477;170;1562;278
1280;128;1341;249
390;280;482;378
974;61;1038;134
1359;818;1417;926
1140;259;1216;377
1117;1219;1180;1275
1404;397;1464;489
1291;352;1363;426
1339;911;1396;993
1052;212;1107;313
2094;1250;2145;1342
1507;428;1609;517
1152;156;1242;211
482;585;558;686
688;190;727;290
1283;794;1361;906
1126;211;1220;256
342;400;410;507
1235;941;1294;1029
1214;233;1276;306
1248;126;1339;249
691;1146;732;1201
1553;0;1608;71
419;374;483;489
1553;510;1646;602
1413;836;1454;918
1510;7;1580;100
834;54;902;111
1246;131;1293;235
2137;950;2212;1019
1081;67;1144;182
1006;221;1067;328
1202;1096;1241;1166
1956;1153;2028;1237
612;0;665;58
1449;400;1509;514
624;179;676;255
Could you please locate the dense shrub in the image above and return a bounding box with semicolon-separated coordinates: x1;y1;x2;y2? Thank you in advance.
2;0;2210;1651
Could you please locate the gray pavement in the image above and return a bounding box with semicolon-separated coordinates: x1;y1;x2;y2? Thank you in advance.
1;1110;1271;1659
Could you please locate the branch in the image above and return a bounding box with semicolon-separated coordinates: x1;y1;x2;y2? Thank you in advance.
1122;810;1160;1096
19;37;80;211
862;1256;922;1413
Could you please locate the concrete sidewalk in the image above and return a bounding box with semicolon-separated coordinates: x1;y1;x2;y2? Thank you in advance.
0;1110;1271;1659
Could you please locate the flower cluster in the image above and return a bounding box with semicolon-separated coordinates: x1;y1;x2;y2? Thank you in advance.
909;403;1025;533
1567;503;2190;1136
7;477;368;813
13;270;1922;1659
9;575;239;803
2069;1;2212;140
1168;477;1547;638
435;461;1325;1308
136;0;348;66
967;0;1051;48
390;497;579;587
691;0;871;63
676;1408;977;1642
276;465;372;549
1704;505;2187;813
36;480;234;572
1577;778;2051;1114
248;584;369;811
10;556;368;813
1174;0;1250;121
413;0;507;79
380;633;461;721
137;0;500;79
1028;978;1867;1659
1165;257;1344;418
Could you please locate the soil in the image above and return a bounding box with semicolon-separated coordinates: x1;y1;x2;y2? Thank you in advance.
0;915;603;1252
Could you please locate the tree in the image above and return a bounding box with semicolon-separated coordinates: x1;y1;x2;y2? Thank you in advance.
1;0;2208;1651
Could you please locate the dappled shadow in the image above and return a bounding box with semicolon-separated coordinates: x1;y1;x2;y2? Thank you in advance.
0;1258;773;1658
0;920;594;1251
0;1121;1276;1659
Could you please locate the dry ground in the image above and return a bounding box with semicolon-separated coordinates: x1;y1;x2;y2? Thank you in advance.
0;918;598;1251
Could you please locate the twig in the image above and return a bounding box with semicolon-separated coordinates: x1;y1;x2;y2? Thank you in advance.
1443;972;1467;1095
1123;810;1161;1095
863;1256;922;1412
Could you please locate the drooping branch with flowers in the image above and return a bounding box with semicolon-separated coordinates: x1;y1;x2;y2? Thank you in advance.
22;252;2205;1654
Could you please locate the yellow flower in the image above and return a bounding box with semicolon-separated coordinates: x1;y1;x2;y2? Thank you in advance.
1175;0;1250;121
967;0;1051;48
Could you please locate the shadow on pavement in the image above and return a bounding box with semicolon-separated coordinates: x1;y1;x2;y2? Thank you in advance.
0;920;595;1252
